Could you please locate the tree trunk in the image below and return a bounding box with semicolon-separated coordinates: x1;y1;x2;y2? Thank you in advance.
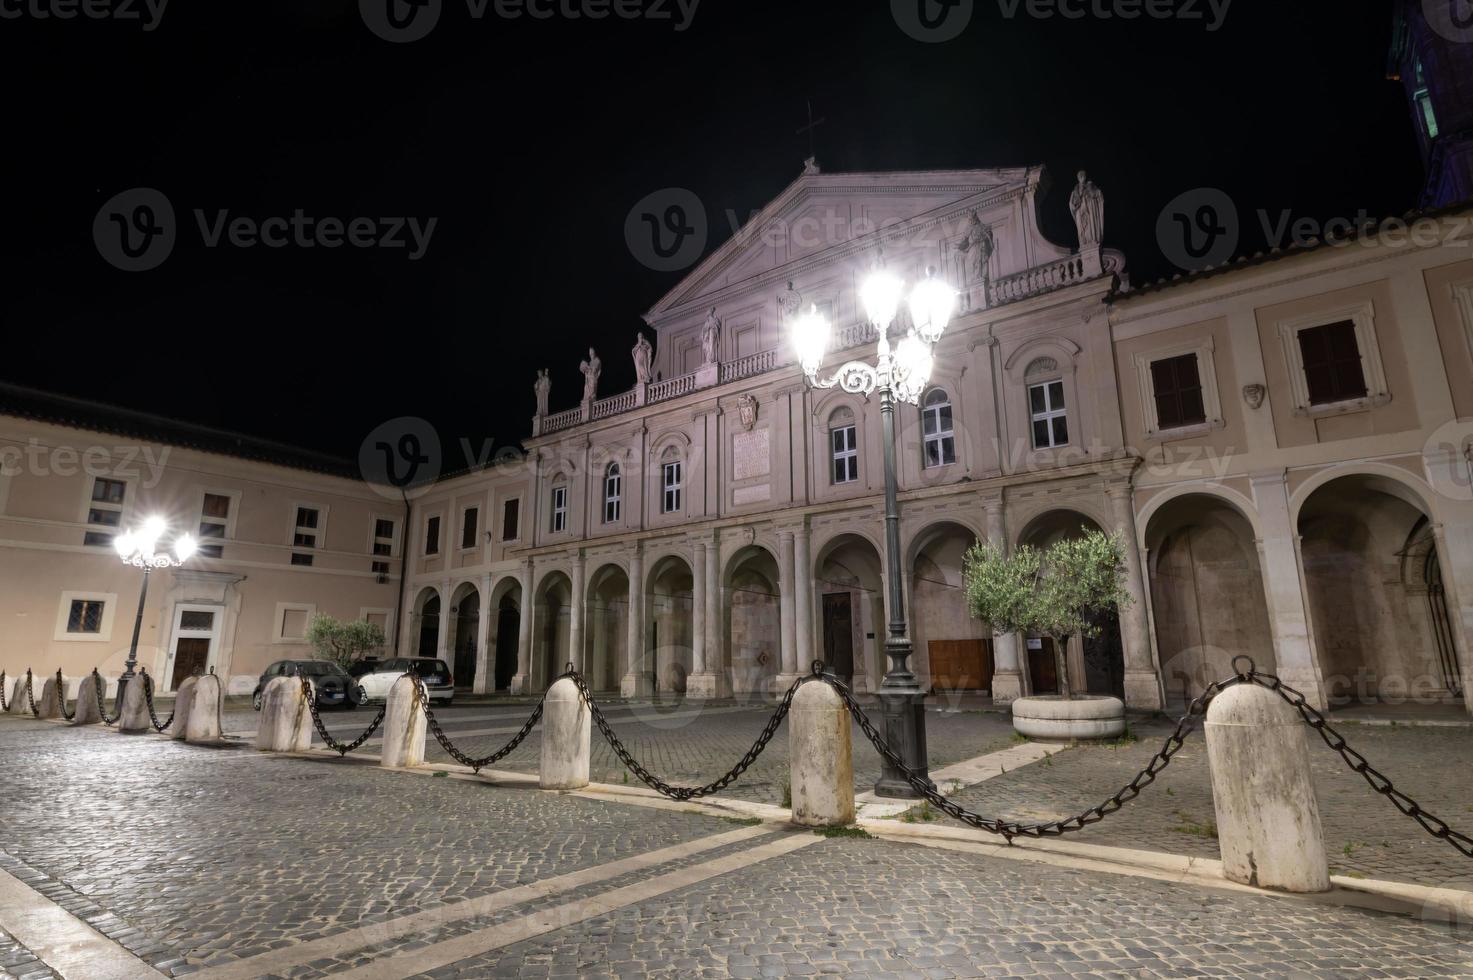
1052;634;1073;701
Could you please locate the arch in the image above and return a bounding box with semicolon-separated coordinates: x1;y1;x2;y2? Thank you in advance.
1136;483;1265;546
448;581;481;690
1015;507;1106;550
487;576;523;693
1003;335;1081;378
585;562;631;692
646;554;695;695
905;521;991;694
1296;471;1462;707
533;570;573;692
1289;462;1438;526
723;544;782;696
1143;493;1274;701
814;533;885;691
412;586;442;660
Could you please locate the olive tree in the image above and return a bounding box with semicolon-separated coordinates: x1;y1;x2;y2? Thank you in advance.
963;529;1131;701
305;614;387;672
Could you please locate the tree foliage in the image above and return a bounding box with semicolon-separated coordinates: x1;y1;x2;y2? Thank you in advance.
305;614;387;671
963;529;1132;700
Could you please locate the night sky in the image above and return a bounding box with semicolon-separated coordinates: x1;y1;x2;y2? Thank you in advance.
0;0;1422;470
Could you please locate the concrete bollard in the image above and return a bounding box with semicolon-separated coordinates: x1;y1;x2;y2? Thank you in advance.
788;679;855;827
35;676;60;720
117;677;151;734
5;676;25;714
1205;683;1331;893
540;677;590;790
171;676;200;739
256;675;312;753
380;676;427;768
184;674;224;744
73;674;104;725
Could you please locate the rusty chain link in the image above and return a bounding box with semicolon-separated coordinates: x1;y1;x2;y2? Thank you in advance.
300;674;387;757
54;669;74;721
93;669;120;726
419;679;545;774
0;670;7;712
566;665;803;802
24;669;38;717
139;671;174;733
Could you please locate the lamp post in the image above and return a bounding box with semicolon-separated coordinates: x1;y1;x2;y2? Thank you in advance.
113;516;196;705
790;264;957;798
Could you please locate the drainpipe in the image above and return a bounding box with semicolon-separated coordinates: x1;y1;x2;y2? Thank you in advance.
392;490;411;656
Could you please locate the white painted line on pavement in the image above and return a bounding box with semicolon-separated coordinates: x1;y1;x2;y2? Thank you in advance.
0;865;166;980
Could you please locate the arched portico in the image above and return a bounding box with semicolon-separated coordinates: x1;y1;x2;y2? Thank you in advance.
814;534;884;692
487;577;522;693
646;555;694;695
906;522;988;694
723;544;781;696
533;571;573;692
448;581;480;690
586;563;630;693
411;587;442;661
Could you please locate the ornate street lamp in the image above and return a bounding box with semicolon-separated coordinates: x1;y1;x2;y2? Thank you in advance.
790;264;956;798
113;516;196;704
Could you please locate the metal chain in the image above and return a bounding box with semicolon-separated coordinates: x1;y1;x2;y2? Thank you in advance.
24;670;38;717
93;669;120;726
0;671;7;712
420;680;546;773
139;671;175;733
54;670;74;721
567;665;803;802
300;676;387;757
1246;671;1473;859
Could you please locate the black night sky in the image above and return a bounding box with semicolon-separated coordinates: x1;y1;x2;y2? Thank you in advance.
0;0;1422;470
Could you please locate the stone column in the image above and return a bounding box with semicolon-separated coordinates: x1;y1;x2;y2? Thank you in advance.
622;549;651;697
777;530;800;689
1250;471;1325;708
692;539;707;676
706;532;725;696
1430;523;1473;715
984;498;1024;703
511;560;535;694
473;573;494;694
435;579;452;664
569;553;586;676
794;524;814;674
1108;485;1163;710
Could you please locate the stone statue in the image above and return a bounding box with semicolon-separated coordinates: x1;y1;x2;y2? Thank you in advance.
701;308;722;365
631;332;653;385
956;211;995;284
1070;170;1105;247
579;348;601;403
777;281;802;322
533;369;551;417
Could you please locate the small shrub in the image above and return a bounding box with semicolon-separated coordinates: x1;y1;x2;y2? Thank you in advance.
815;826;872;839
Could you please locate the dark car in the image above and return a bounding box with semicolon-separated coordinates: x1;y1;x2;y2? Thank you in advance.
357;657;455;705
252;660;364;711
346;657;382;679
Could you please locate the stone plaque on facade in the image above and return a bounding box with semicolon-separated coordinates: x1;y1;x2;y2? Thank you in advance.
732;429;770;482
733;484;771;506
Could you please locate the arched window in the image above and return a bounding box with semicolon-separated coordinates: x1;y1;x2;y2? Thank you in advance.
921;389;956;467
603;462;622;524
549;483;568;533
829;407;858;484
660;447;683;514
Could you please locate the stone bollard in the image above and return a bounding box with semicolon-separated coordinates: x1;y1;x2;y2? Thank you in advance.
380;676;427;768
1205;683;1330;893
171;676;200;739
117;676;151;734
73;674;104;725
256;676;312;753
540;677;590;790
35;675;60;720
5;676;25;714
184;674;224;744
788;679;855;827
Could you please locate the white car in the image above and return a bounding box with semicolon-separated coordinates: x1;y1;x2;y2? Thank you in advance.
356;657;455;705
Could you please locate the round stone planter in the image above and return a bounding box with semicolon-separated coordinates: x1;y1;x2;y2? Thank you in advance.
1011;695;1126;741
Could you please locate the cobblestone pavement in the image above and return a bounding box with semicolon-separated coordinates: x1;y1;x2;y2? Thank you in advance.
927;718;1473;887
415;836;1473;979
1;716;1470;979
0;927;58;980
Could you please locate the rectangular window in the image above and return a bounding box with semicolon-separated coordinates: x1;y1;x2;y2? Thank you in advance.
461;507;479;550
1149;353;1207;430
831;425;858;484
1029;381;1069;449
85;476;127;547
294;506;320;549
551;486;568;533
1297;320;1368;406
196;492;231;559
290;553;313;567
662;461;682;514
373;518;395;558
922;392;957;468
67;599;105;634
372;561;391;575
425;516;441;555
502;498;520;541
604;468;622;524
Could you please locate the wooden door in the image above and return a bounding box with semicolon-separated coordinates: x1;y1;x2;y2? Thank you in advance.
1026;637;1060;695
928;639;993;691
170;638;210;689
822;593;854;682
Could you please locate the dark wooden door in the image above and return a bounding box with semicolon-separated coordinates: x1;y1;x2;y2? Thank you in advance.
928;639;993;691
1026;637;1060;695
171;638;210;689
822;593;854;682
494;606;520;692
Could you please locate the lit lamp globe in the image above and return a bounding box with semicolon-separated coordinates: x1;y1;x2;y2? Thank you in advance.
173;533;198;563
908;269;957;344
791;304;832;377
893;334;935;404
860;269;905;330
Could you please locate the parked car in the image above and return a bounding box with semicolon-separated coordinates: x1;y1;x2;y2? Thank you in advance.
346;657;382;679
252;660;364;711
356;657;455;705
